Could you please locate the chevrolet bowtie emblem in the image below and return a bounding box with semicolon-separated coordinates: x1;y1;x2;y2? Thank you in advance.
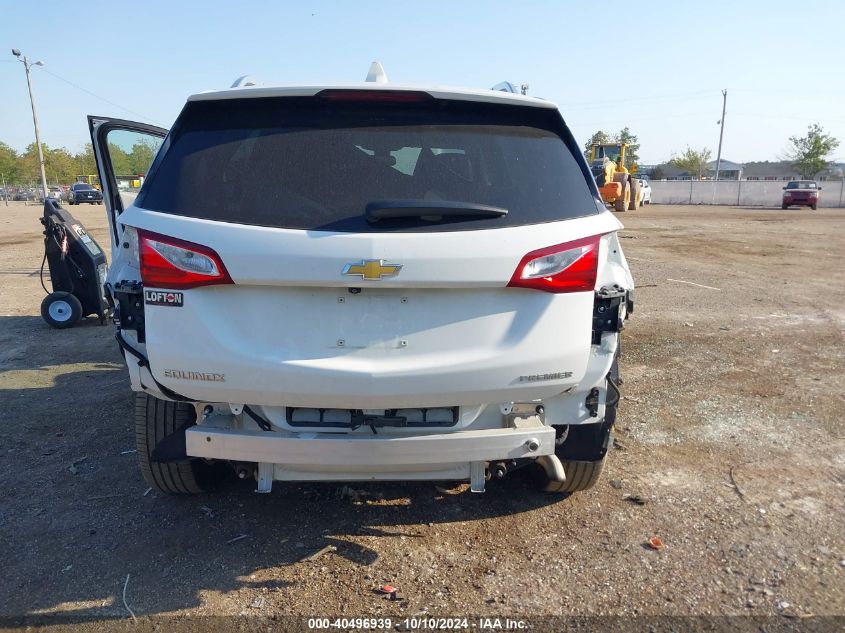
341;259;402;280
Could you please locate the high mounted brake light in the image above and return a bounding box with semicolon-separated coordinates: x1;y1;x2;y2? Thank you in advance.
138;229;233;290
507;234;602;293
315;89;433;103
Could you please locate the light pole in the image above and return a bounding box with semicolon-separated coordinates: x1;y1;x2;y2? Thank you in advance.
714;89;727;181
12;48;48;200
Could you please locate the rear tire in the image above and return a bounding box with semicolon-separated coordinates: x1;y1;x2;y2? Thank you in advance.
533;457;606;494
531;357;619;494
811;204;817;210
41;292;83;329
135;393;228;494
629;179;641;210
614;178;630;212
782;204;788;209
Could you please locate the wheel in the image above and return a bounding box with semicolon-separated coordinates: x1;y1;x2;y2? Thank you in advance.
68;199;75;205
629;178;641;211
135;393;231;494
782;204;788;209
533;456;606;494
41;292;83;329
531;357;619;494
614;176;630;213
811;204;817;210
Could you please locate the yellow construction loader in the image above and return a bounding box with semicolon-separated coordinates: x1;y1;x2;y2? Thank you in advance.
588;143;641;212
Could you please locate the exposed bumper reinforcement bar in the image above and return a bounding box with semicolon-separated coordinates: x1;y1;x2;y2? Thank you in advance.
185;424;555;467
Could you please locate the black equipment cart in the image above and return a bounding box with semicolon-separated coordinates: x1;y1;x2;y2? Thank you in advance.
40;199;109;328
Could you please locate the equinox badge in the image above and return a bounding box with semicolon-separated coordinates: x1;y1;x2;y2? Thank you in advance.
342;259;402;280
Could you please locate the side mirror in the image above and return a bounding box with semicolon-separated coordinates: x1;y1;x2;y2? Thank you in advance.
817;187;822;190
782;187;787;190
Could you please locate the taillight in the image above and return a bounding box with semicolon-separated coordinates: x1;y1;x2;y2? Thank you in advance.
507;234;602;293
138;229;233;289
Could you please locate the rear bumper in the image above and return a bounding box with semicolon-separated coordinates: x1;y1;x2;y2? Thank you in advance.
185;422;555;467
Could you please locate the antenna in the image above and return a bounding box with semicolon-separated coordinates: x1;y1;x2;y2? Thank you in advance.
365;61;388;84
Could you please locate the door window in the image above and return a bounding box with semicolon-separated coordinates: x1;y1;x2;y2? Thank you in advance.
104;129;164;209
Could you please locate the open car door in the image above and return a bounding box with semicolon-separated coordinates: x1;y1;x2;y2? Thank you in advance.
88;116;168;256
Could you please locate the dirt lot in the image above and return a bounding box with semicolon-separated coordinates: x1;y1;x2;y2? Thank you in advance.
1;201;844;629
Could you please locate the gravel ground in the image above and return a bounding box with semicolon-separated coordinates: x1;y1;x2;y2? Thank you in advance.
1;201;844;631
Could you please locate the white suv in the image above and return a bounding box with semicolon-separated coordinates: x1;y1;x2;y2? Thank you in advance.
89;70;633;497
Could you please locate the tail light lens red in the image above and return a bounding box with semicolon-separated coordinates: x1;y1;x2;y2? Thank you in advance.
507;234;602;293
138;229;233;289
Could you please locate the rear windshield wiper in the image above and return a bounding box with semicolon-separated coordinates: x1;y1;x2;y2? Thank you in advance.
366;200;508;222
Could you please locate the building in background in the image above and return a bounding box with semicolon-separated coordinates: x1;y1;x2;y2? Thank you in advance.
743;160;844;181
706;160;743;180
640;159;844;181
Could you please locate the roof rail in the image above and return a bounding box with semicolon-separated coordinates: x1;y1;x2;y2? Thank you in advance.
365;61;388;84
230;75;258;88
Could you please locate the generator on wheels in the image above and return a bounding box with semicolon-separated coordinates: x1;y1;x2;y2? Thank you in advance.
39;199;110;329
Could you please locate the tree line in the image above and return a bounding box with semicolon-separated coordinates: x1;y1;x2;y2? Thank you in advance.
0;139;159;186
583;124;840;180
3;123;838;187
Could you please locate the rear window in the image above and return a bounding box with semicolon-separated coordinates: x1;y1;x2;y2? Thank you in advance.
138;96;598;232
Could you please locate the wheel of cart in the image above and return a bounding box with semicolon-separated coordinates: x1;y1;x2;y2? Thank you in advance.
40;291;83;328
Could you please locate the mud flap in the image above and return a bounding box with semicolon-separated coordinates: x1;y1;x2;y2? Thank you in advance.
557;417;614;462
150;421;192;463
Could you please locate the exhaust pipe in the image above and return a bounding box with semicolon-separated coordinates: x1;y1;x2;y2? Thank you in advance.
535;454;566;483
234;463;253;480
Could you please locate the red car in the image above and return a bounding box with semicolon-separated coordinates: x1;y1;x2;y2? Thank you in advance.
782;180;821;210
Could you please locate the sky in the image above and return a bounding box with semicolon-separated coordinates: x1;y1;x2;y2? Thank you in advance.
2;0;844;165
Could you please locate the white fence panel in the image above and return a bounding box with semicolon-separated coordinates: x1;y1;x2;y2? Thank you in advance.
650;180;845;207
650;181;696;204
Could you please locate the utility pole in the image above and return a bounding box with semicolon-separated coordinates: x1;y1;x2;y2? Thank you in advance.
12;49;48;200
714;89;727;181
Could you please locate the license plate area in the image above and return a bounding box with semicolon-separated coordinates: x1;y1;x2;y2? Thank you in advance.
334;292;407;349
